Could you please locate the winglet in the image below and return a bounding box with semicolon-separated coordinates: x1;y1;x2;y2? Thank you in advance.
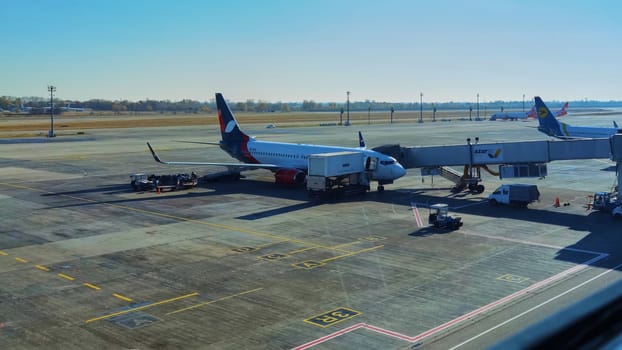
358;131;366;148
147;142;165;164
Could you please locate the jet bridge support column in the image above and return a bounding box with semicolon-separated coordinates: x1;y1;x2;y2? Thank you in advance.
611;134;622;193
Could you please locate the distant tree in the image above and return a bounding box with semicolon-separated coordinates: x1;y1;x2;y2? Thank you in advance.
0;96;11;109
302;100;317;111
245;99;255;112
256;101;269;112
280;103;290;112
235;102;247;112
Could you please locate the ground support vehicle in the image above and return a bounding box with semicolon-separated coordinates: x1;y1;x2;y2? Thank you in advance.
130;173;154;191
488;184;540;207
428;203;463;230
306;151;370;199
589;191;621;220
131;173;198;192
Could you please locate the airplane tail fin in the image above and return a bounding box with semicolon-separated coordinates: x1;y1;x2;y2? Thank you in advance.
215;93;250;144
614;121;619;129
555;102;569;117
527;105;537;118
535;97;564;137
358;131;366;148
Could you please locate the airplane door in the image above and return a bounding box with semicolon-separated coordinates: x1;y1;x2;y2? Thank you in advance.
365;157;378;171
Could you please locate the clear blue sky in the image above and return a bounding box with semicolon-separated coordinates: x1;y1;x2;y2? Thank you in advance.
2;0;621;103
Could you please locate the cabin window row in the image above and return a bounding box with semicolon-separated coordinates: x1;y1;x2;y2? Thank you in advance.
252;151;308;159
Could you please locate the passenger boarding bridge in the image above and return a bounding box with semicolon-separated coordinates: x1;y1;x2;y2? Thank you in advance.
376;134;622;193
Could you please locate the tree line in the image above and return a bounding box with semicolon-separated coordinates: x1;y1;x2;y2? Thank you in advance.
2;95;620;114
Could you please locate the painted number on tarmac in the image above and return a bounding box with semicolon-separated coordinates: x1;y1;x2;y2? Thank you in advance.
497;274;529;284
292;260;324;270
259;253;288;261
232;247;257;253
304;307;362;328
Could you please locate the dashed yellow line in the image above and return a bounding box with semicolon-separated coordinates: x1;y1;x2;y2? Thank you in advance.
35;265;50;272
57;273;75;281
83;283;101;291
15;257;28;263
112;293;133;302
321;245;384;264
0;250;8;256
166;287;263;315
85;292;199;323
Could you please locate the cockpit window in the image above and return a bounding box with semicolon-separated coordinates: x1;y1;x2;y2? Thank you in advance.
380;160;396;165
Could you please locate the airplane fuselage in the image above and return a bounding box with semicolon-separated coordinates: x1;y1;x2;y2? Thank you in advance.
229;139;406;183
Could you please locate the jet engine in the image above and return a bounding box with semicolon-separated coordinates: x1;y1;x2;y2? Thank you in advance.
274;169;306;185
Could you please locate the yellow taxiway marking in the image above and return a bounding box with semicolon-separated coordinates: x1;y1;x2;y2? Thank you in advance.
15;257;28;263
320;245;384;264
57;273;75;281
166;287;263;316
112;293;133;302
35;265;50;272
83;283;101;291
0;250;8;256
85;292;199;323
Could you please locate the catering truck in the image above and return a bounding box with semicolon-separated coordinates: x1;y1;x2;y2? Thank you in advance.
306;151;370;199
488;184;540;207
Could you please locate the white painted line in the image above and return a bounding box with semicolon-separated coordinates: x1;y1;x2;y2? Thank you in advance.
449;262;622;350
463;231;608;256
292;252;609;349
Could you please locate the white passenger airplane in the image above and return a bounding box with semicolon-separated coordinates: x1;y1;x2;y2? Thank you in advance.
147;93;406;191
489;102;568;121
535;96;621;139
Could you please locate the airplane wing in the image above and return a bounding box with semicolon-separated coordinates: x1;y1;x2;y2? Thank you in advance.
146;143;282;170
174;140;221;146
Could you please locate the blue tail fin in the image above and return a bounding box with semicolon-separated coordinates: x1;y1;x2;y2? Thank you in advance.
535;96;564;137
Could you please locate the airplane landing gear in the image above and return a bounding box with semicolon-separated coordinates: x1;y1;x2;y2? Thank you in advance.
377;185;385;192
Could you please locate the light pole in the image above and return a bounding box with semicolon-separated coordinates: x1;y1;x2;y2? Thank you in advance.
419;92;423;123
345;91;350;126
476;93;479;121
522;94;525;113
48;85;56;137
368;105;371;125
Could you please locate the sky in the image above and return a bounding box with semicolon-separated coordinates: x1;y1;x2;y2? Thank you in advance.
1;0;621;103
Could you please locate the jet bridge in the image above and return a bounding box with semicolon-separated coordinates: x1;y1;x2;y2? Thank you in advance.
379;134;622;193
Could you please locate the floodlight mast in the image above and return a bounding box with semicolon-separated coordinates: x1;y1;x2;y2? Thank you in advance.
48;85;56;137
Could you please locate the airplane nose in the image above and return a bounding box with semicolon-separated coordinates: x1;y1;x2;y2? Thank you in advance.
394;165;406;178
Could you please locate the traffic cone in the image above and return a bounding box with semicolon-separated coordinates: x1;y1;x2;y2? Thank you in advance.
554;197;560;207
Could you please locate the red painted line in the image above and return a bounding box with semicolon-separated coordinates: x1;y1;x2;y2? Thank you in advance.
292;323;365;350
292;252;608;349
363;324;414;342
411;203;423;227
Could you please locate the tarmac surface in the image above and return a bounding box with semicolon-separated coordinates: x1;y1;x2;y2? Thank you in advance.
1;114;621;349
